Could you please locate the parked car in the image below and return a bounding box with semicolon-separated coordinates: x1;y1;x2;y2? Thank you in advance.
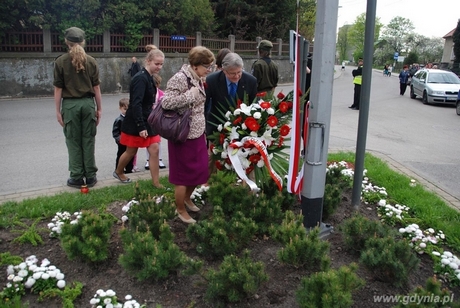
410;69;460;105
457;91;460;115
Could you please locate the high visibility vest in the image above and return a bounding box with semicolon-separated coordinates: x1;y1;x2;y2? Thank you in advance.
353;74;362;85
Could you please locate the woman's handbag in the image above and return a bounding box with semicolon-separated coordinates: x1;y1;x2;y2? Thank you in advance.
147;72;193;143
147;100;192;143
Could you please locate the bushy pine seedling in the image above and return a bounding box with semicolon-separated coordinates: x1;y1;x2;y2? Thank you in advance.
259;180;298;212
296;263;364;308
0;252;22;266
394;276;460;307
119;222;187;281
60;210;116;263
186;206;257;258
205;249;268;303
39;281;83;308
277;227;330;269
360;236;420;287
269;210;306;245
11;218;48;246
325;163;352;188
322;183;342;220
340;214;395;253
124;195;175;240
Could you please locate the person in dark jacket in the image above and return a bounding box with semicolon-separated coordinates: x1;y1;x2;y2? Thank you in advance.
399;65;411;96
128;56;141;77
349;58;363;110
112;98;135;173
113;45;164;188
205;52;258;137
251;40;279;96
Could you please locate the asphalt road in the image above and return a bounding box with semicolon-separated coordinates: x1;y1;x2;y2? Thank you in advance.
1;66;459;206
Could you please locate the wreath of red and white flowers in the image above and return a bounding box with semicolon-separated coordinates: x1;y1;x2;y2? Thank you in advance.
208;91;294;190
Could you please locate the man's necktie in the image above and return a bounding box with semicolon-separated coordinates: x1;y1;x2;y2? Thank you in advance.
229;82;237;98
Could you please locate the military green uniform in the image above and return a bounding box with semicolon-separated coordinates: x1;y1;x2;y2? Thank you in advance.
53;48;100;181
251;40;279;95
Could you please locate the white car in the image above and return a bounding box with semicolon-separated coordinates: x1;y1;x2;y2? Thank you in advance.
410;69;460;105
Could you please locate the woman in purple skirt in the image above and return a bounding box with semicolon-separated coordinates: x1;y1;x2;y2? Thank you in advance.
162;46;215;224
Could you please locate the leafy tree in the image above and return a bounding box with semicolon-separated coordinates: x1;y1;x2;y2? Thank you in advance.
381;16;414;54
347;13;382;62
337;24;351;62
404;51;418;65
452;19;460;73
0;0;35;35
299;0;316;42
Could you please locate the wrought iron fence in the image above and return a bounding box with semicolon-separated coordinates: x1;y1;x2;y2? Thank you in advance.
0;29;295;56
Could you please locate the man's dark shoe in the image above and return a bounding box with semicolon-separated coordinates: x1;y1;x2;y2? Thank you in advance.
85;177;97;187
67;178;85;188
348;105;355;109
352;107;359;110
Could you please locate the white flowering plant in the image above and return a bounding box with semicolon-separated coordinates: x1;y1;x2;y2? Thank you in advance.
90;289;145;308
432;251;460;286
399;223;445;254
0;255;66;301
47;211;82;238
376;199;411;226
361;178;388;204
207;90;294;189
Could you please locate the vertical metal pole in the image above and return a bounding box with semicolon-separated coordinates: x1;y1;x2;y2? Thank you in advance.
351;0;377;208
301;0;338;235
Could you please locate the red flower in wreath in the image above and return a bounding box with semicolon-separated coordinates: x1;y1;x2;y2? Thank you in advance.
260;101;271;109
244;117;260;132
267;115;278;127
245;164;255;174
256;92;266;97
233;116;243;125
219;133;226;144
280;124;291;136
279;101;289;113
277;92;285;99
215;160;223;170
249;153;261;164
236;98;242;108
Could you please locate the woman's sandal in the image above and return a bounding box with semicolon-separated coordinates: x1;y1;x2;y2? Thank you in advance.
184;201;200;212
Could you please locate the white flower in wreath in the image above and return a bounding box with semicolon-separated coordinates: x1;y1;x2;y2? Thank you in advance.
230;126;239;140
217;124;223;132
225;111;232;119
260;128;275;145
240;156;251;169
242;123;247;130
224;121;231;129
250;131;258;137
257;159;265;168
267;107;275;115
253;112;262;119
233;109;241;115
221;151;228;159
239;103;252;116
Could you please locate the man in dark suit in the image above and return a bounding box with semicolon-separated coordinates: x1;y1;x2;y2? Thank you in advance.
205;52;258;137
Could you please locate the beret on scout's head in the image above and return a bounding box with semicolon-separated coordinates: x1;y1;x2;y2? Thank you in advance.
65;27;85;43
257;40;273;50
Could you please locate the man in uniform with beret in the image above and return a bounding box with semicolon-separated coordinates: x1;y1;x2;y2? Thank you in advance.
251;39;279;96
53;27;102;188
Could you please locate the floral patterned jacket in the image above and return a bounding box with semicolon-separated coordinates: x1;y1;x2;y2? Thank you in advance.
162;64;206;140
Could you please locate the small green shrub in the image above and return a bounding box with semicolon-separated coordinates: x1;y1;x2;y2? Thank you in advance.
119;222;187;281
277;227;330;269
0;252;22;266
205;249;268;303
39;281;83;308
360;236;420;287
394;276;460;307
269;210;306;245
296;263;364;308
11;218;47;246
322;183;342;220
186;206;258;258
123;195;175;240
60;210;116;263
340;214;394;253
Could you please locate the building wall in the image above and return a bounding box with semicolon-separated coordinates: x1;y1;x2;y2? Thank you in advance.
441;37;454;65
0;53;293;98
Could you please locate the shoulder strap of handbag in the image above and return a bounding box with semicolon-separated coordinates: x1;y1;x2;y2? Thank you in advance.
181;71;193;90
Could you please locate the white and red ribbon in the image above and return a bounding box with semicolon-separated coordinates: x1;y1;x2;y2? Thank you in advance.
227;136;283;192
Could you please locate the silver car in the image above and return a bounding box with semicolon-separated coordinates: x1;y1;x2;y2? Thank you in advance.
410;69;460;105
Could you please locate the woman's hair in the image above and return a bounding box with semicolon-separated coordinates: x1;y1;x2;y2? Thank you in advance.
188;46;215;66
144;44;164;64
216;48;231;69
221;53;244;71
403;65;408;69
153;73;162;87
66;40;87;73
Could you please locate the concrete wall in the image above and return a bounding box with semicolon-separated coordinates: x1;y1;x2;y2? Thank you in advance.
0;53;293;98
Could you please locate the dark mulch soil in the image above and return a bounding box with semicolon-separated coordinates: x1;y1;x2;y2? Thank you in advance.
1;190;459;307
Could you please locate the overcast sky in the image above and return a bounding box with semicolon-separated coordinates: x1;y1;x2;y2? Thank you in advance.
337;0;460;38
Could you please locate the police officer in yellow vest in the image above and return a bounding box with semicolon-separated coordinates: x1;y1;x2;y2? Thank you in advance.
349;58;363;110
